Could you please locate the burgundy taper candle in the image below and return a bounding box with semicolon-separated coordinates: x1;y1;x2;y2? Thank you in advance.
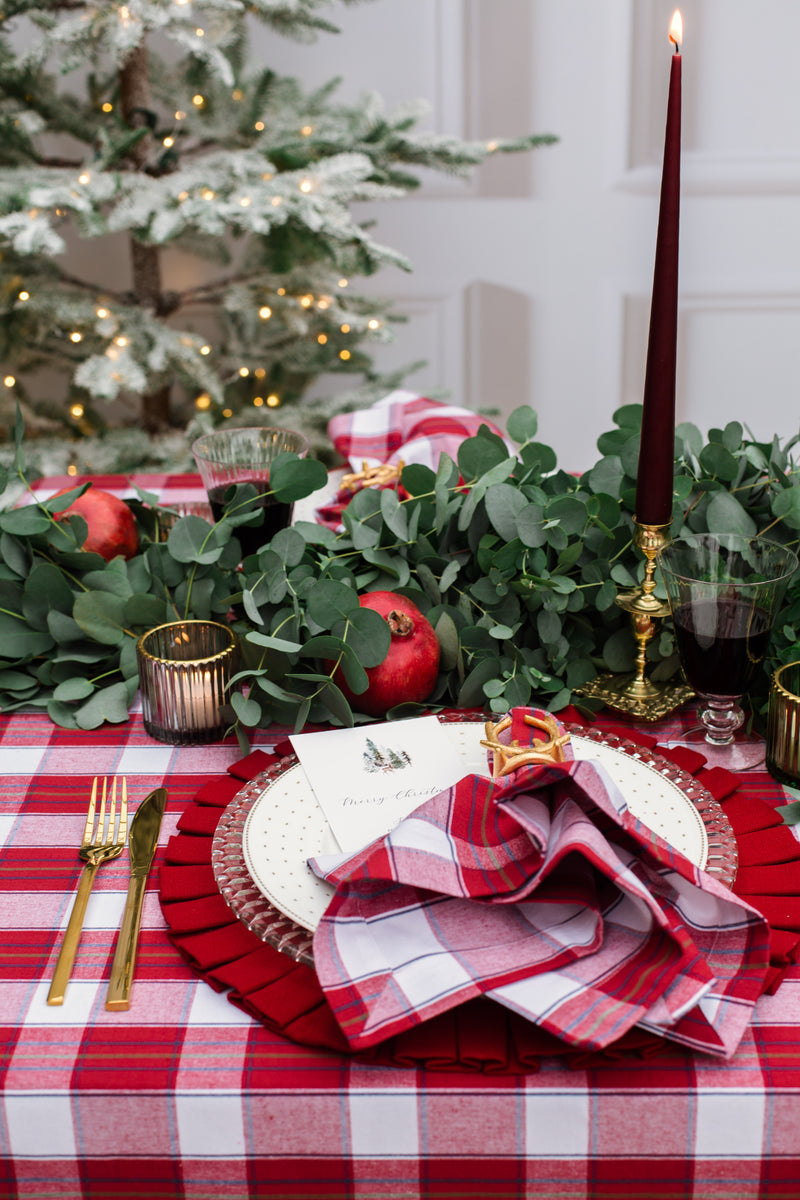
635;11;682;527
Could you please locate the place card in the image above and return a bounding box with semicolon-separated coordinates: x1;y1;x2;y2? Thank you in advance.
289;716;467;854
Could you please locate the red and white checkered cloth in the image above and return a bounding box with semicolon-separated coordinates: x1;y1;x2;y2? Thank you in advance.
310;709;769;1057
317;390;512;526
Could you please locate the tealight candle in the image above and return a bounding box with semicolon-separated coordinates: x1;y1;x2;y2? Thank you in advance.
137;621;239;745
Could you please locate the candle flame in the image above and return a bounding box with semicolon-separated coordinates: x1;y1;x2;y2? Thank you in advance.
669;10;683;50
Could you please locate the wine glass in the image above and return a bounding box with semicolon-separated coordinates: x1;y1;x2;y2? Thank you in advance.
657;534;798;769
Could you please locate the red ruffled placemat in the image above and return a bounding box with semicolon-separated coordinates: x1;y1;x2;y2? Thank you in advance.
159;714;800;1071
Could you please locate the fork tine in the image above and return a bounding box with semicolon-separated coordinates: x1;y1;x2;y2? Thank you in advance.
118;779;128;845
82;777;99;846
104;778;117;846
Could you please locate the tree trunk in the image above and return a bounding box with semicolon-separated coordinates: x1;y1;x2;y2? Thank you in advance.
118;41;171;431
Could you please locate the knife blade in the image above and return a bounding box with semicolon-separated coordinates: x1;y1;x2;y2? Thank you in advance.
105;787;167;1011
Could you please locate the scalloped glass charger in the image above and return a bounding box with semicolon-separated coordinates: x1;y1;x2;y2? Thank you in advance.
212;717;738;968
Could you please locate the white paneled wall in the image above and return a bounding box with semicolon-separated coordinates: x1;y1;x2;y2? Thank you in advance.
261;0;800;469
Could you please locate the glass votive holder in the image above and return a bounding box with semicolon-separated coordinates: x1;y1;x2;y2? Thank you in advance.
766;661;800;787
137;621;239;746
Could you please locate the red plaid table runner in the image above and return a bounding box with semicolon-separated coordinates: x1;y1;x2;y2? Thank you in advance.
309;709;768;1057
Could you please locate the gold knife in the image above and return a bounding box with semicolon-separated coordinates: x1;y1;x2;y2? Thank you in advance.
105;787;167;1011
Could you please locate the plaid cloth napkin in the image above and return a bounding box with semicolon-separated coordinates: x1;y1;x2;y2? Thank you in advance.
316;389;511;526
309;709;770;1058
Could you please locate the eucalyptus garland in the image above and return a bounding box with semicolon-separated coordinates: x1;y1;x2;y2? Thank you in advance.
0;404;799;745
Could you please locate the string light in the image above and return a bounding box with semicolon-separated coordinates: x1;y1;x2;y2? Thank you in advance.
271;196;282;207
239;367;249;377
340;323;350;333
486;140;498;152
18;291;29;301
67;464;78;477
3;376;15;388
78;172;91;185
317;334;328;344
106;346;119;361
299;179;313;193
178;191;189;202
277;288;286;296
102;102;113;113
253;396;264;407
368;319;381;330
339;350;351;361
239;196;251;207
222;408;232;418
254;367;266;379
163;136;174;148
261;171;272;181
200;344;211;355
266;394;280;407
201;188;215;200
119;5;130;19
175;111;186;121
195;392;211;410
114;336;128;347
195;27;205;38
317;298;330;310
255;122;265;132
232;89;243;101
69;403;84;419
259;306;272;319
70;331;82;343
300;125;313;137
192;95;204;108
338;278;348;288
96;307;109;319
300;295;313;308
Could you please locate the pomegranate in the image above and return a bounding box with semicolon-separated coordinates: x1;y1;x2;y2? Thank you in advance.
338;591;440;716
53;485;139;561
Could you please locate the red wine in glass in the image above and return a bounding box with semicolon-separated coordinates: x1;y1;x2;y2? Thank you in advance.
672;598;771;698
208;478;293;559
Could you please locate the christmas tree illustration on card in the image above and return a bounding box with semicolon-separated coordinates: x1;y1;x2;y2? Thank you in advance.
362;738;412;774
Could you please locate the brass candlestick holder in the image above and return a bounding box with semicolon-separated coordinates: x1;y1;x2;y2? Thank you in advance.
577;520;694;722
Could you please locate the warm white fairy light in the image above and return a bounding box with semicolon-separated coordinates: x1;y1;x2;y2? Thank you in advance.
239;196;251;207
266;394;280;407
232;89;243;102
317;334;327;344
222;408;232;418
338;278;348;288
486;140;498;152
175;111;186;121
78;172;91;185
254;367;266;379
368;318;381;329
195;392;211;410
96;307;109;319
340;323;350;333
18;291;29;301
67;464;78;477
301;125;313;137
317;298;330;310
114;336;128;347
3;376;15;388
163;136;174;148
70;403;84;419
106;346;119;361
200;344;211;355
202;188;215;200
239;367;250;377
299;179;313;193
255;122;265;132
253;396;264;407
70;331;82;343
300;295;313;308
195;28;205;38
339;349;351;361
102;102;113;113
119;5;130;20
259;306;272;319
192;94;204;108
271;196;282;207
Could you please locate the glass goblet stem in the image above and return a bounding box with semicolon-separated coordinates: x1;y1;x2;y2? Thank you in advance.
698;698;744;746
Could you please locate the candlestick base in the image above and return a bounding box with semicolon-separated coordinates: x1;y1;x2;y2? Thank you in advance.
575;519;694;722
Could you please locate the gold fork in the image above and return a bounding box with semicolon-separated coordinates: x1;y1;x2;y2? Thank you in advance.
47;777;128;1006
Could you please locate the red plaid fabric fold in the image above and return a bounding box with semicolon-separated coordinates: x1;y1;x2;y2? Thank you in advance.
317;390;511;526
310;708;770;1058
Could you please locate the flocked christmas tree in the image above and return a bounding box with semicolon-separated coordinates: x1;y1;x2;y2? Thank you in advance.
0;0;552;467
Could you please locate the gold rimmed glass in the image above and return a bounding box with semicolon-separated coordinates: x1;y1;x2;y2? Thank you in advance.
137;620;239;745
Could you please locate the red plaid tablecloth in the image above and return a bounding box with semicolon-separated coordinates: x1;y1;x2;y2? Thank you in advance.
4;701;800;1200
